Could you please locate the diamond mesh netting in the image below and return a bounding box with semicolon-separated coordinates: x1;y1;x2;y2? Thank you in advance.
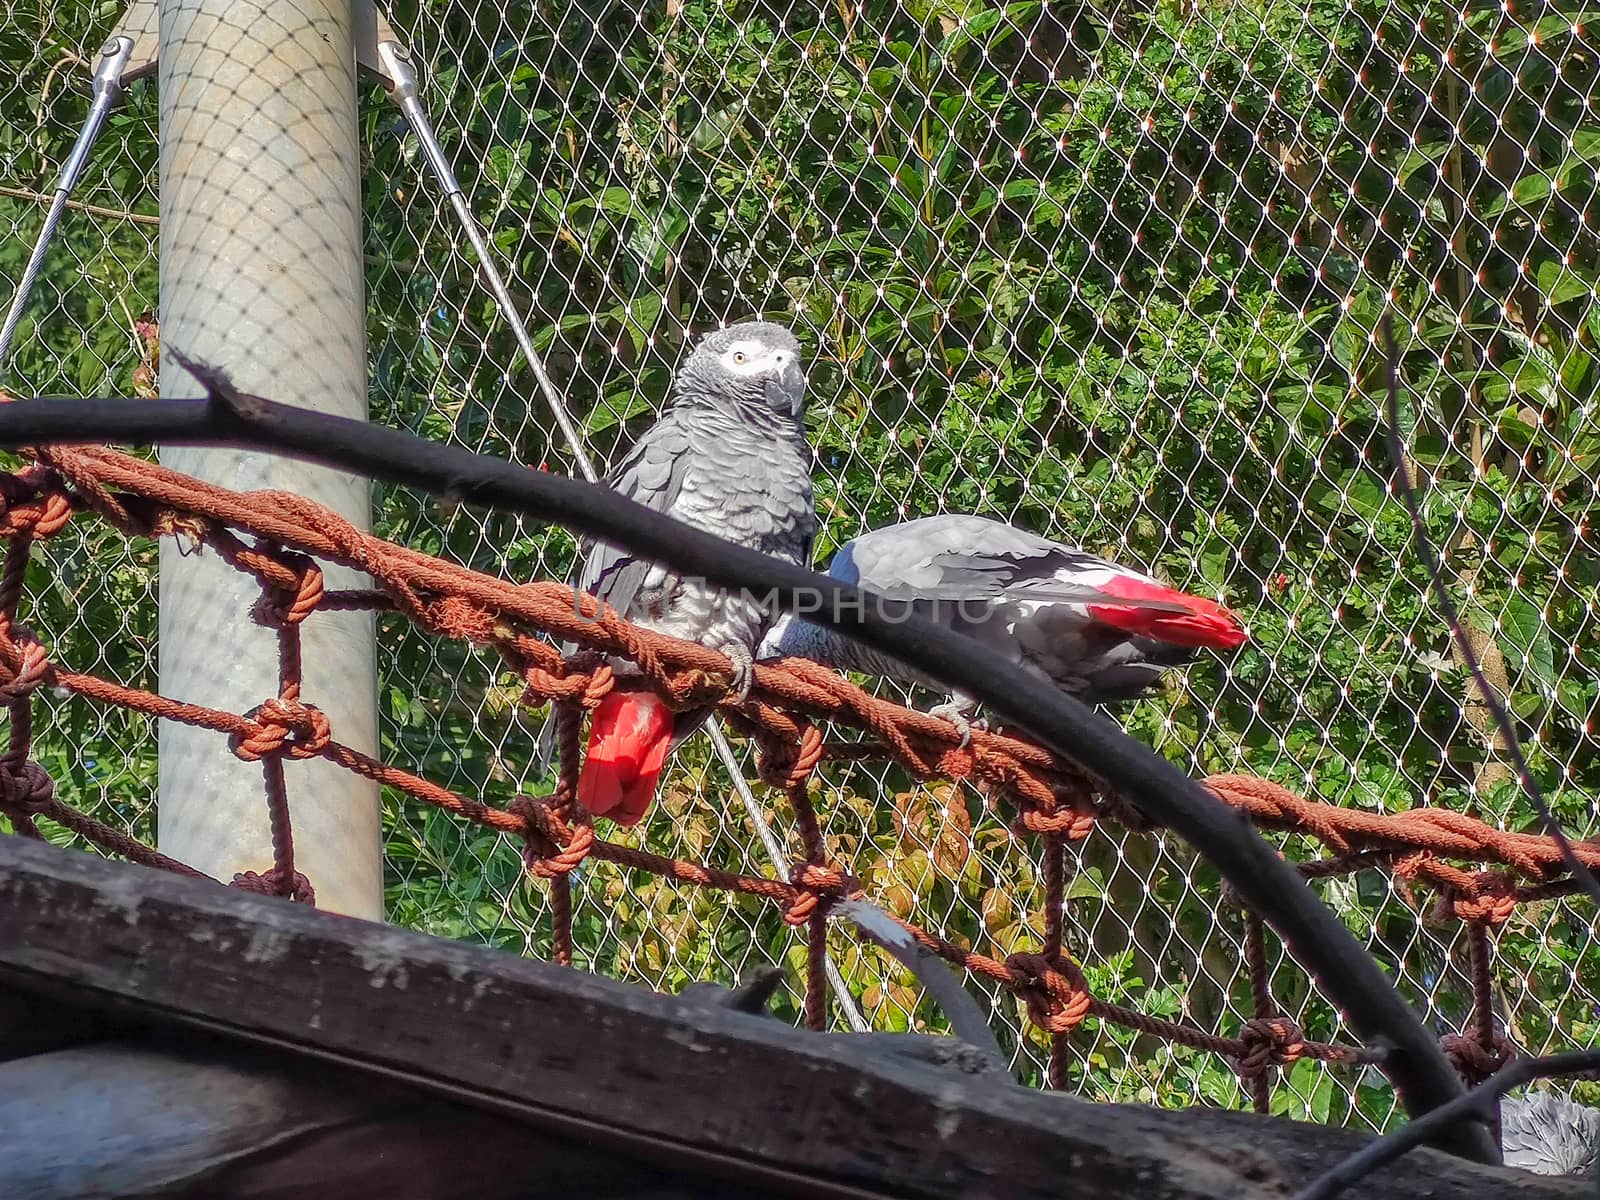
1;0;1597;1129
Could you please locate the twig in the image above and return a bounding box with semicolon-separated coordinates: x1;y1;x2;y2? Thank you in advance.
0;185;158;226
1293;1048;1600;1200
1379;316;1600;909
0;367;1496;1161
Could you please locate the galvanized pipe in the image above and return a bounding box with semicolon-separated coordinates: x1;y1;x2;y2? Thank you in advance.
156;0;380;917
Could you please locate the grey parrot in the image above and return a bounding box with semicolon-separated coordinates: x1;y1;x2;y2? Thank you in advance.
569;320;816;825
1501;1091;1600;1177
760;512;1247;738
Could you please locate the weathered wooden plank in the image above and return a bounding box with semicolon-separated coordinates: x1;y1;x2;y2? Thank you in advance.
0;836;1581;1199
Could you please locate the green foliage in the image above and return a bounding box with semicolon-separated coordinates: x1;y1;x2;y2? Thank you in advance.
3;0;1596;1124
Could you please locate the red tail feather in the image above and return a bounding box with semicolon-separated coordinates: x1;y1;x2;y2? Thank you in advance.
1087;576;1249;650
577;690;674;826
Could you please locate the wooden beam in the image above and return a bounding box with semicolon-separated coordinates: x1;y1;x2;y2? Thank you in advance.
0;837;1581;1200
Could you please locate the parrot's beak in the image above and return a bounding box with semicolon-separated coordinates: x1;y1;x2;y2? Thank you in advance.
787;365;807;416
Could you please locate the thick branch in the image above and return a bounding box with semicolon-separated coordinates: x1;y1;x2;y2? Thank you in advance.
0;383;1489;1159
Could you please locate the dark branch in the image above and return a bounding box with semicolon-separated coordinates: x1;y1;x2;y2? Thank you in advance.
1379;317;1600;909
0;366;1492;1161
1294;1048;1600;1200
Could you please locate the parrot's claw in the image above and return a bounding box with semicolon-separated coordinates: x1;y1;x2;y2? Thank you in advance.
928;700;985;748
723;642;755;705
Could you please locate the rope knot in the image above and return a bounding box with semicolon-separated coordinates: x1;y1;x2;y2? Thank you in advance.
1007;952;1093;1035
544;651;614;711
0;759;54;816
1234;1017;1306;1078
1441;1031;1515;1087
232;699;332;762
509;794;594;879
254;551;324;627
0;467;73;539
1440;870;1518;925
1013;800;1097;841
229;867;316;904
0;492;73;540
757;723;824;790
0;631;49;703
935;744;977;779
783;860;855;926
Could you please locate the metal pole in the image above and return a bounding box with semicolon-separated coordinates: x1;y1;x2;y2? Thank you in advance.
0;37;134;373
374;32;869;1028
156;0;380;918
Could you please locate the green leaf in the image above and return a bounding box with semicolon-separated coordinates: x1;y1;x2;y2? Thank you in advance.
1499;596;1557;693
1396;141;1450;187
1536;260;1594;306
1479;172;1552;218
1063;867;1107;901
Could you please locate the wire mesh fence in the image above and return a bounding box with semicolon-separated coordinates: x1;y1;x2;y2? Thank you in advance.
2;0;1597;1129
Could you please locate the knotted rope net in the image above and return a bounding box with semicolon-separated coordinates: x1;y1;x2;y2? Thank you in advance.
0;440;1596;1114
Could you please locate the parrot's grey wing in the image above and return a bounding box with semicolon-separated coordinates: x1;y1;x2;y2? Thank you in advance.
845;517;1190;616
537;419;694;767
572;418;696;622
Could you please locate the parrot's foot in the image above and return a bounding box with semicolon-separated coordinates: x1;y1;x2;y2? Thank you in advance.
928;700;987;748
722;642;755;704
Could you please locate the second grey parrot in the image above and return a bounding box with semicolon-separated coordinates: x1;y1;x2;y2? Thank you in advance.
760;513;1247;738
571;320;816;825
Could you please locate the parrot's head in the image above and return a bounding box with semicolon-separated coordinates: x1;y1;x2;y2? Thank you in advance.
678;320;807;424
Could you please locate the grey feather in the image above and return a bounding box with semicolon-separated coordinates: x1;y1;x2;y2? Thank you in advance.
1501;1092;1600;1177
574;420;696;623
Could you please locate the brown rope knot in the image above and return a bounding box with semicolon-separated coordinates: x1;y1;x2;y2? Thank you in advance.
519;660;615;709
0;491;73;540
1013;800;1097;841
783;861;857;925
1234;1017;1306;1078
0;631;49;702
1441;1031;1515;1087
1439;870;1518;925
254;551;324;627
757;723;824;790
232;699;332;761
509;794;595;879
935;743;976;779
1007;952;1093;1035
656;665;737;710
0;759;54;816
538;651;614;711
229;867;316;904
